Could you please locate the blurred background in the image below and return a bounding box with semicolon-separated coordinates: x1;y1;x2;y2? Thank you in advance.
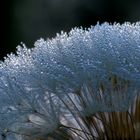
1;0;140;60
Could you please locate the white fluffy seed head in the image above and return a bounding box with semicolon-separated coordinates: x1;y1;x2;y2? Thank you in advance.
0;22;140;139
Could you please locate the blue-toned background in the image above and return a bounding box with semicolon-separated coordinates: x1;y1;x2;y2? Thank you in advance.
1;0;140;59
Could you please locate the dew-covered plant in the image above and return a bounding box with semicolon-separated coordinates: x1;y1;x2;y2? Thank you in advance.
0;22;140;140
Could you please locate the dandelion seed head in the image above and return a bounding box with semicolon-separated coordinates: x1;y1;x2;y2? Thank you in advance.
0;22;140;139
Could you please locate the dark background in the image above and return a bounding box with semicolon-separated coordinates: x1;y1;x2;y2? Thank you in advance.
1;0;140;60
